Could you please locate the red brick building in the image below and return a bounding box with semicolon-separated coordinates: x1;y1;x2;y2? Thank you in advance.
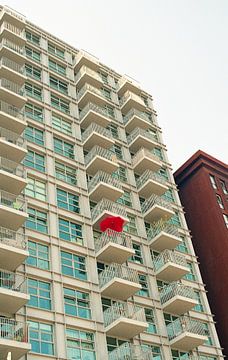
174;150;228;357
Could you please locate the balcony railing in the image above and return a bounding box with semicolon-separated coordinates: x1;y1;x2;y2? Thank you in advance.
109;343;154;360
123;108;153;126
95;229;131;253
136;169;166;190
141;194;173;215
147;219;179;242
88;171;122;194
0;190;26;212
0;38;25;55
0;78;24;96
160;282;197;305
99;263;139;289
82;122;113;143
0;317;28;342
132;147;160;167
75;65;102;83
0;226;27;249
127;127;159;145
78;83;106;101
0;21;25;37
103;301;146;328
0;156;26;178
153;249;187;272
0;269;27;292
166;316;206;341
0;100;24;120
0;56;24;74
91;198;127;222
84;146;118;166
0;127;25;147
79;102;115;121
119;91;145;107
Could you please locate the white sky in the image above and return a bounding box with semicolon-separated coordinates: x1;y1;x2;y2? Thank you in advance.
4;0;228;170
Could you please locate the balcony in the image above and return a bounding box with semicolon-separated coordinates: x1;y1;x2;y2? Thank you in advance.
141;194;175;222
95;229;134;263
136;169;168;198
79;102;113;128
0;317;30;360
0;78;26;107
0;190;27;231
154;249;189;282
127;127;160;153
147;220;182;251
109;343;153;360
0;157;27;195
160;282;198;315
0;7;26;29
0;127;27;163
0;226;28;271
82;123;114;150
120;91;146;115
0;270;29;313
74;50;100;72
117;76;141;97
0;39;25;64
77;83;110;108
91;198;128;229
104;302;148;338
88;171;123;202
123;108;154;133
167;316;208;351
0;21;25;46
75;65;103;89
85;146;119;175
132;148;162;174
0;57;25;85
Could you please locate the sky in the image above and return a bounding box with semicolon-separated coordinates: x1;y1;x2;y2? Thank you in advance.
4;0;228;170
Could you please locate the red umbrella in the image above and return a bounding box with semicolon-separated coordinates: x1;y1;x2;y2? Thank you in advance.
100;216;125;232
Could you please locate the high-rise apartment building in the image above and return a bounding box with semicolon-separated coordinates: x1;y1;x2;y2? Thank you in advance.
0;5;225;360
174;150;228;357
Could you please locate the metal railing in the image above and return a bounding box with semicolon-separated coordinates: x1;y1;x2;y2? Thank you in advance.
103;301;146;328
119;91;145;107
0;269;27;292
0;38;25;55
75;65;102;83
0;225;27;249
167;316;206;341
94;229;132;253
0;190;26;212
0;317;28;342
136;169;166;190
82;122;113;143
127;127;159;145
0;127;25;147
0;78;24;96
141;194;173;215
123;108;153;126
0;100;24;120
80;102;115;121
0;156;26;178
84;145;118;166
147;219;179;242
154;249;188;272
0;21;25;37
91;198;127;222
99;263;139;289
109;343;154;360
78;83;106;101
160;281;197;305
0;56;24;74
88;171;121;194
132;147;160;167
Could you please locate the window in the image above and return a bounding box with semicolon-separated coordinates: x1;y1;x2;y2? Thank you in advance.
51;93;70;114
61;251;87;280
168;212;181;227
116;190;132;207
144;308;157;334
220;180;228;194
156;279;169;292
64;287;91;319
57;188;80;213
25;102;43;122
105;105;115;119
176;237;189;254
153;147;164;160
209;175;217;189
162;189;175;203
25;177;46;201
54;137;74;159
28;278;51;310
59;218;83;245
130;242;143;264
141;344;162;360
172;349;190;360
194;291;204;312
25;46;41;62
102;87;111;100
24;150;45;172
184;262;197;282
123;214;137;235
66;328;96;360
199;356;217;360
26;207;48;233
112;166;127;182
52;113;72;135
26;240;49;270
25;82;42;101
25;63;41;81
55;161;77;185
216;194;224;209
137;274;150;297
158;167;169;181
112;144;123;160
99;72;108;84
50;75;68;94
24;126;44;146
29;321;54;355
223;214;228;228
203;323;213;345
49;59;66;76
48;42;65;59
107;123;118;139
26;31;40;45
106;337;128;353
